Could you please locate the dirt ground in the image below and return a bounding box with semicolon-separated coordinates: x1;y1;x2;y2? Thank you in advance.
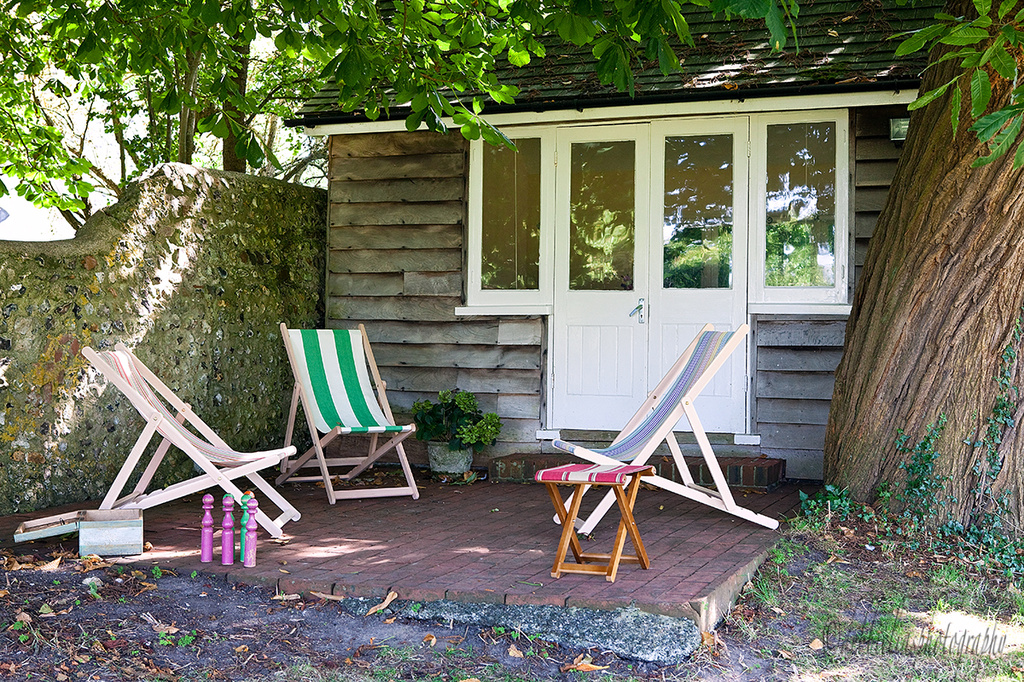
4;513;1024;681
0;547;705;681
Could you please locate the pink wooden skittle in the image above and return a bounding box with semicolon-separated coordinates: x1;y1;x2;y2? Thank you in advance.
200;494;214;562
242;498;258;568
221;495;234;566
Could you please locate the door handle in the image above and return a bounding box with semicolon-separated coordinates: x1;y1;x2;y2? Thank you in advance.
628;298;645;324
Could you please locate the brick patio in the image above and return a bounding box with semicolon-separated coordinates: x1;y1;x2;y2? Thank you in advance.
0;476;807;631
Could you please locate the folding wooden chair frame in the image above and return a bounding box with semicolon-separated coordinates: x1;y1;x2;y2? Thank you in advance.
541;465;655;582
277;323;419;505
554;324;780;534
82;344;302;538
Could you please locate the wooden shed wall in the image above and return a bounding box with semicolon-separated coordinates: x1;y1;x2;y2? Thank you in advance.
752;105;904;479
325;131;543;464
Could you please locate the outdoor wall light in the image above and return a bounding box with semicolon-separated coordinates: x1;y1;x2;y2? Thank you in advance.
890;117;910;142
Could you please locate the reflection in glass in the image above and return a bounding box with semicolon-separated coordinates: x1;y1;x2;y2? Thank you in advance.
663;136;733;289
569;141;635;290
765;122;836;287
481;138;541;290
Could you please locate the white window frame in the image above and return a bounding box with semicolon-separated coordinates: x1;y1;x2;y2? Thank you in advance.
748;110;850;305
465;129;555;310
463;110;851;313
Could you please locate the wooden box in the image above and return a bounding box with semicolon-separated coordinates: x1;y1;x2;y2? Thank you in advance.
78;510;144;557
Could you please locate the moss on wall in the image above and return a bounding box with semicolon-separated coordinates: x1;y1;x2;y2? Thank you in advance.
0;164;326;514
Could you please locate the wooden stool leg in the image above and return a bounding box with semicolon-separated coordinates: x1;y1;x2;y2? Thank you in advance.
622;473;650;568
546;482;586;578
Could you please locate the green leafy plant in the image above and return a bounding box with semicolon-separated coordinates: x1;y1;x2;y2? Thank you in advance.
151;565;163;579
799;485;853;522
411;390;502;453
894;415;951;531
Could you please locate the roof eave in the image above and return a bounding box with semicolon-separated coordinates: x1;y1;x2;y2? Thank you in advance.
283;77;923;130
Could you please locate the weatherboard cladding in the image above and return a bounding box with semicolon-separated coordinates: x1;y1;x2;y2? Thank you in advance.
290;0;942;125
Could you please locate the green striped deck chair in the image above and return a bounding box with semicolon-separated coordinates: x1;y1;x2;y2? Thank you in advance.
277;323;418;504
79;343;301;538
552;324;779;533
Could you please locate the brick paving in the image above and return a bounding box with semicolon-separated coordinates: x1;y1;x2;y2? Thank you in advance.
0;477;807;630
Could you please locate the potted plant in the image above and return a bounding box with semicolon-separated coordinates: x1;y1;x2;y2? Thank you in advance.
411;389;502;475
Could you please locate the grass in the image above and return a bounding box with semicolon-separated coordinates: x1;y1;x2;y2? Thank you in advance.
717;505;1024;682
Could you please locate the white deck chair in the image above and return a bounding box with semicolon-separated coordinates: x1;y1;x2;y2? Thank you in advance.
553;324;779;533
277;323;419;504
82;344;302;538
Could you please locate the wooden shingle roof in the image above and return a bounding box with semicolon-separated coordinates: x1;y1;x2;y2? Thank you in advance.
288;0;942;127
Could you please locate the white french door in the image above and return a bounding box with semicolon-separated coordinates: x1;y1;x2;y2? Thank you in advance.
551;125;651;429
551;120;749;433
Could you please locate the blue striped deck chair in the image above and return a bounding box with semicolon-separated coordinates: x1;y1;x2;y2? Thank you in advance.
81;344;302;537
552;324;779;533
277;323;419;504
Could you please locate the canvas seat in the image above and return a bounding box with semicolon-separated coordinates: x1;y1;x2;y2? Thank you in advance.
82;344;301;538
277;323;419;504
552;323;779;533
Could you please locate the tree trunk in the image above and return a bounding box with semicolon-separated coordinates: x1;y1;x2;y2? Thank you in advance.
222;41;250;173
825;0;1024;533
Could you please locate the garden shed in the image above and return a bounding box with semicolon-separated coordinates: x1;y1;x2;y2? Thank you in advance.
285;0;942;480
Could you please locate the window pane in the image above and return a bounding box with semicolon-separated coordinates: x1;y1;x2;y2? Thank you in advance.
569;141;635;291
663;135;733;289
481;138;541;290
765;122;836;287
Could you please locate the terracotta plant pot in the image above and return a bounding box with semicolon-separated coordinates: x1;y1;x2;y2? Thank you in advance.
426;442;473;475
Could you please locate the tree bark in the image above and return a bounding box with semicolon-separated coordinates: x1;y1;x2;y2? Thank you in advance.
222;41;250;173
825;0;1024;533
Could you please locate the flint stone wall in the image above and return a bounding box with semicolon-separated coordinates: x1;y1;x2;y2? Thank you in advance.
0;163;326;514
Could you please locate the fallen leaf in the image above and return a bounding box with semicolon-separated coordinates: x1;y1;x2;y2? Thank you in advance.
152;623;179;635
38;558;61;571
131;570;146;579
574;663;609;672
38;604;53;615
701;631;716;647
906;570;924;578
136;581;158;595
508;643;524;658
309;591;344;601
143;542;153;551
771;606;786;616
423;634;437;647
778;649;793;660
234;645;249;653
279;569;290;574
365;591;398;616
809;638;824;650
272;592;301;601
384;616;396;624
15;612;31;624
0;590;8;598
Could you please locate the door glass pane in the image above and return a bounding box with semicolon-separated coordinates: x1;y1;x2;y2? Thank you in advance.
765;122;836;287
569;141;635;291
663;135;733;289
481;138;541;290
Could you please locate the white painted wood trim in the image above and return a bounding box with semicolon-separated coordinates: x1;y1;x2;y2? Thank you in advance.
454;304;553;316
297;90;918;137
748;303;852;315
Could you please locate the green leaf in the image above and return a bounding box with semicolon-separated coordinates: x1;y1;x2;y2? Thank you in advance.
989;46;1016;80
971;68;992;118
999;0;1017;19
940;26;990;46
765;3;787;50
507;45;530;67
908;80;954;111
972;114;1022;166
1012;136;1024;167
971;106;1018;142
973;0;991;15
950;85;961;133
